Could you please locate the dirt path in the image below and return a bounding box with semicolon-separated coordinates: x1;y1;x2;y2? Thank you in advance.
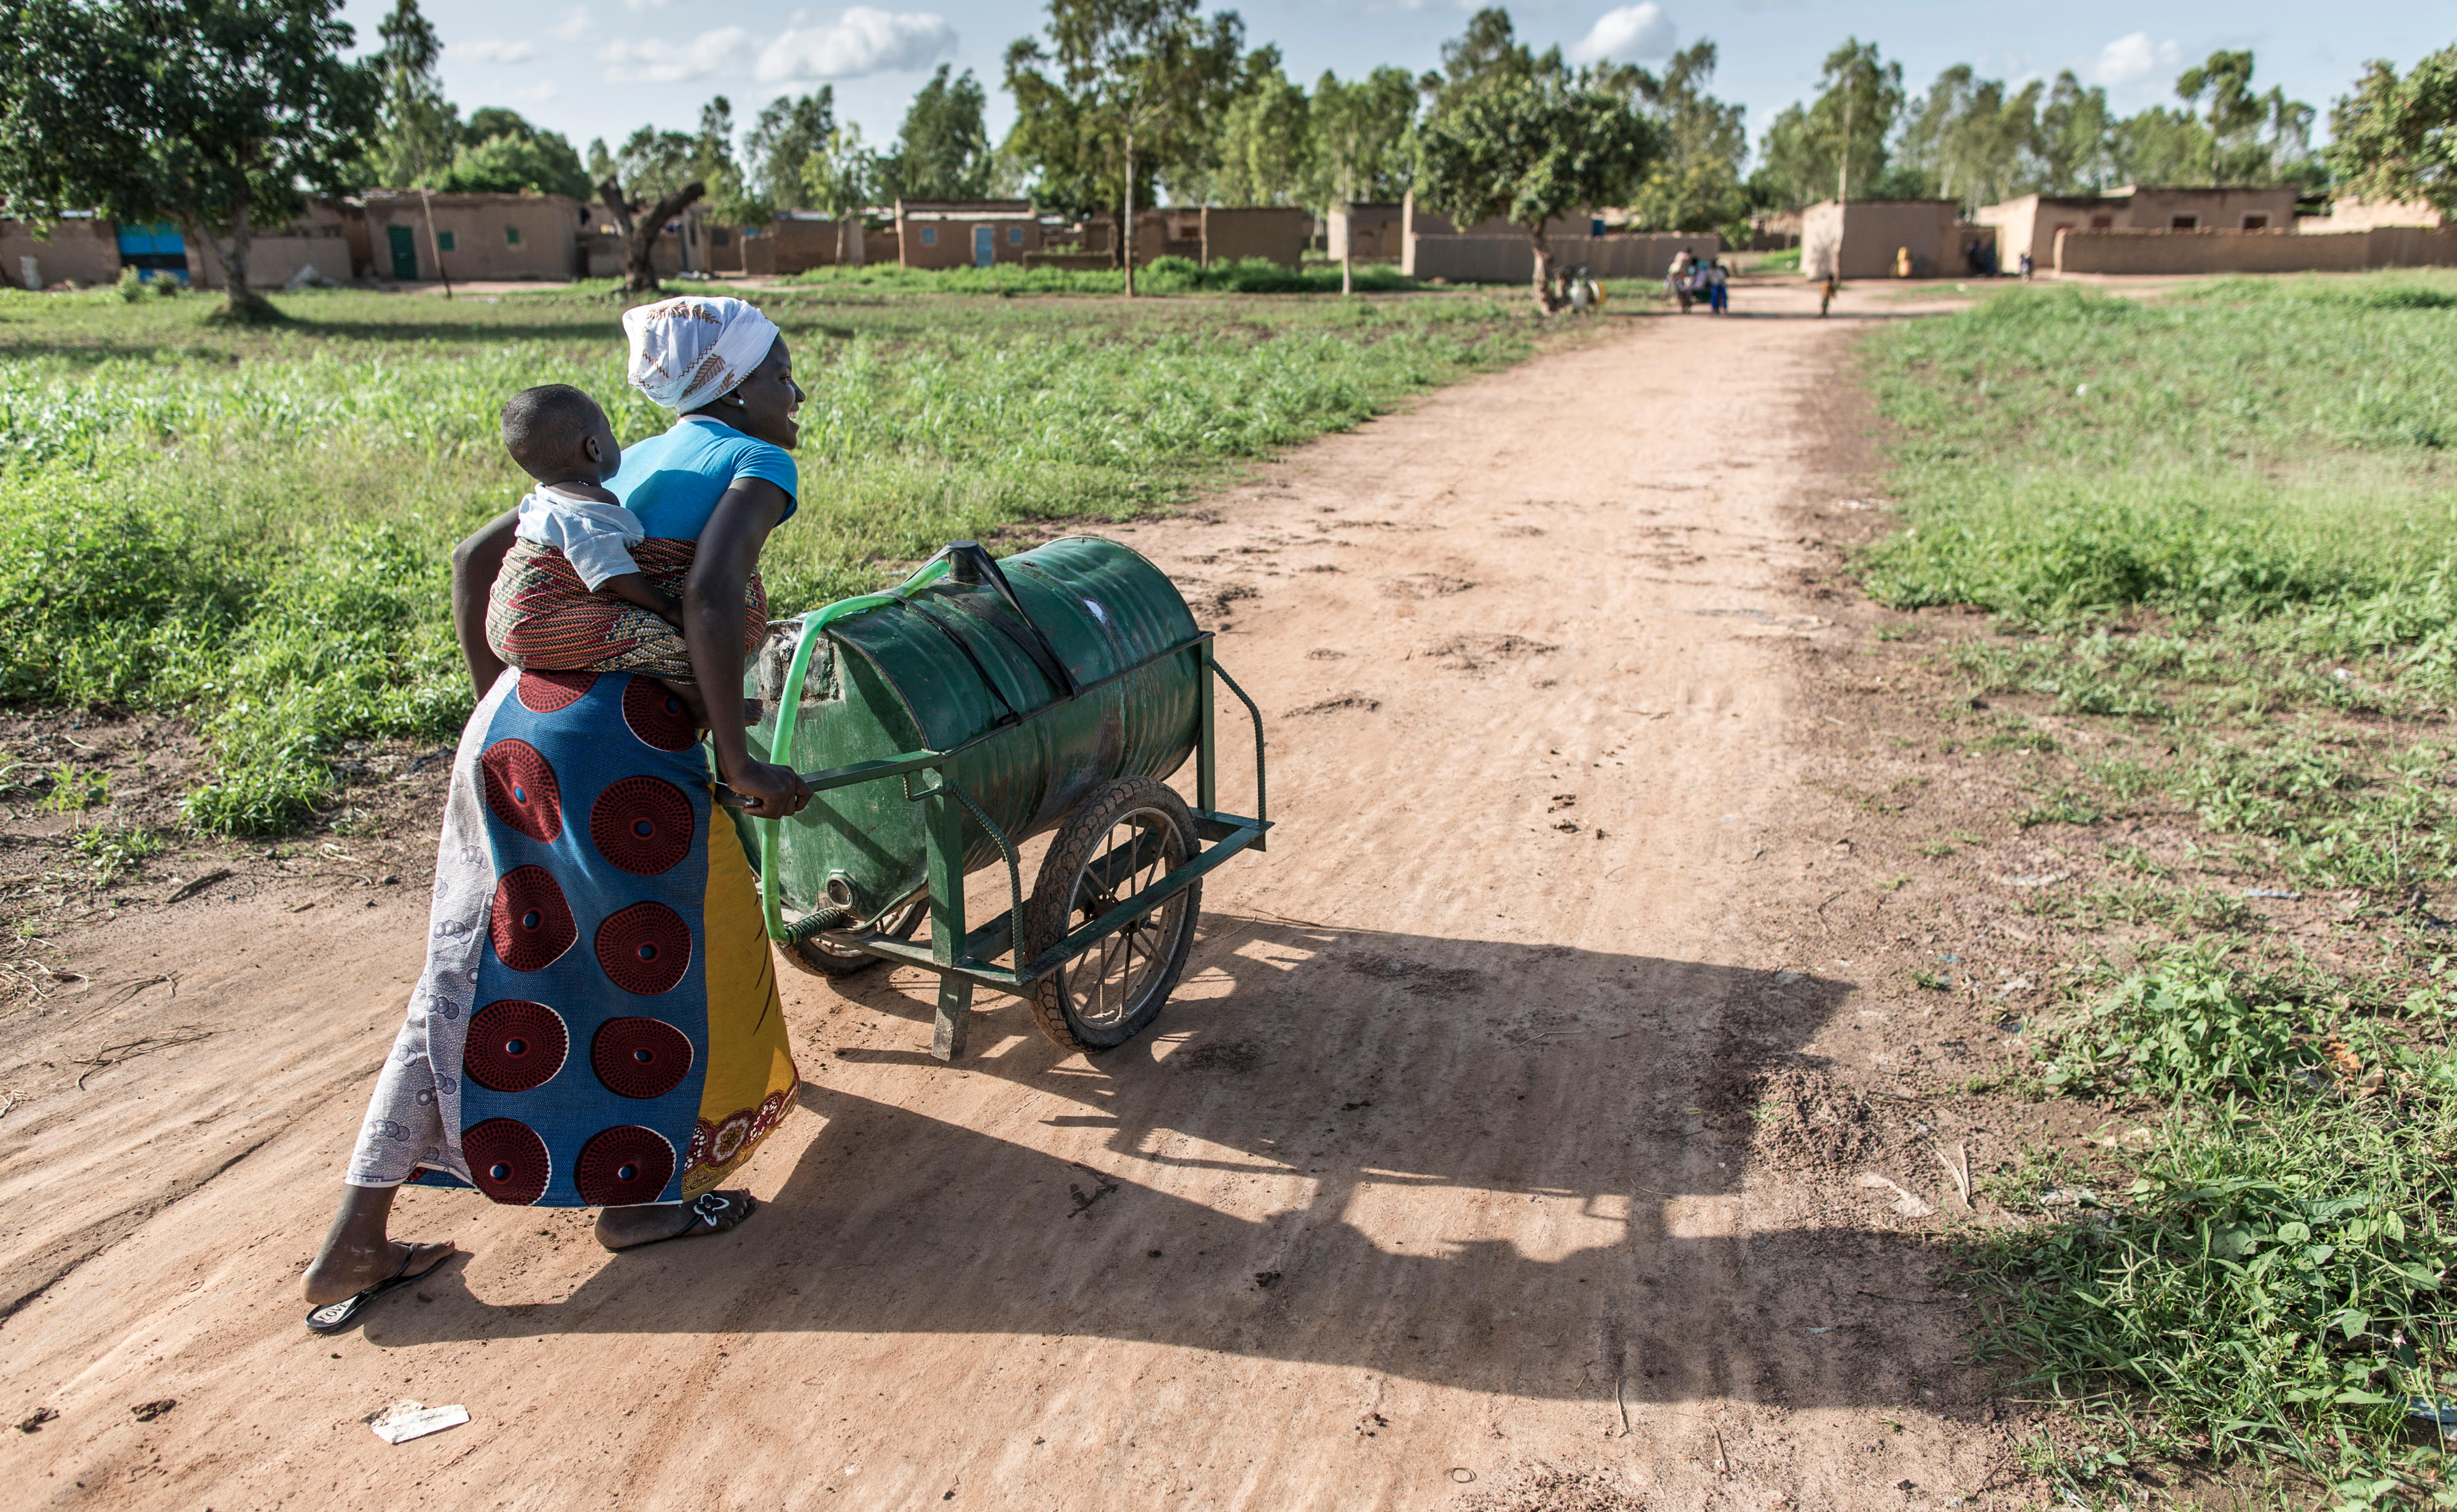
0;278;2019;1510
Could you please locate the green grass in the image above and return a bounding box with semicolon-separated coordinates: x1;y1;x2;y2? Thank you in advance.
0;279;1545;832
1862;271;2457;1502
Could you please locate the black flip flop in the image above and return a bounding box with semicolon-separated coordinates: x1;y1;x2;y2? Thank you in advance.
609;1190;757;1252
305;1245;450;1336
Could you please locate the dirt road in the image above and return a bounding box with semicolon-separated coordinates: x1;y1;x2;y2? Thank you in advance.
1;278;2016;1509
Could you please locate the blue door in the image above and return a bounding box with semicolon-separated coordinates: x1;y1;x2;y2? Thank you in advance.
114;221;190;284
973;225;994;268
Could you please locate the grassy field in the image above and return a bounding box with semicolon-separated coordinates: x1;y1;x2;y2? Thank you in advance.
0;279;1547;835
1861;273;2457;1506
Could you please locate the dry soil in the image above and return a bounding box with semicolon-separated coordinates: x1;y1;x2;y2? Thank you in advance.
0;276;2045;1510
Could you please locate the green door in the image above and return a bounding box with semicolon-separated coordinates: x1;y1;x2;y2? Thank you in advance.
973;225;994;268
386;224;417;281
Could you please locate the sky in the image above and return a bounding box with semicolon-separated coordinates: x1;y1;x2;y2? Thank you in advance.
365;1;2451;169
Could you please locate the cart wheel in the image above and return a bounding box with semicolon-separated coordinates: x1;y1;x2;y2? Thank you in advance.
1020;776;1200;1054
778;897;925;980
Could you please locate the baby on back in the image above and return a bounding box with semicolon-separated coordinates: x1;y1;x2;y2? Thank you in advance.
485;383;762;684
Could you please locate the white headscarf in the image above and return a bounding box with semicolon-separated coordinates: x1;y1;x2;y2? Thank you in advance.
621;295;783;414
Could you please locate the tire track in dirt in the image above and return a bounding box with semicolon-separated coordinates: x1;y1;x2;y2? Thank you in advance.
0;281;2023;1510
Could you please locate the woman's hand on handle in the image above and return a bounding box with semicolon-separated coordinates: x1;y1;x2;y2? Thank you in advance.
724;758;810;819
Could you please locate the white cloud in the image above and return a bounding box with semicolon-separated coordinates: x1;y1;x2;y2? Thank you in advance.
510;81;560;103
450;37;537;65
754;8;956;82
599;26;752;85
2094;31;2182;90
552;7;590;42
1568;4;1676;65
623;0;669;10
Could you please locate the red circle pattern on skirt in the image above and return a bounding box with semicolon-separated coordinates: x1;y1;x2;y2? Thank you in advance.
490;865;577;971
464;999;570;1093
517;669;598;714
622;676;700;752
594;901;692;994
479;738;563;844
590;1015;695;1099
589;776;695;875
574;1125;676;1206
462;1118;551;1204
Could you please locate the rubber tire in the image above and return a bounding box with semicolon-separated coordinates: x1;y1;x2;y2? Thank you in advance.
777;897;924;980
1021;776;1200;1055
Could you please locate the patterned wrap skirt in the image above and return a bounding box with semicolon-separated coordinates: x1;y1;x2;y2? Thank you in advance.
485;536;767;682
348;666;797;1206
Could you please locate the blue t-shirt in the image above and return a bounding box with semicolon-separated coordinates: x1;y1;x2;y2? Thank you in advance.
609;413;799;541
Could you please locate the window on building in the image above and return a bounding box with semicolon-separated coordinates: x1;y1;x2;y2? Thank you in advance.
2089;215;2114;229
920;226;937;245
504;225;521;246
711;228;730;246
2170;216;2197;230
1007;225;1022;244
436;230;456;252
2241;214;2268;231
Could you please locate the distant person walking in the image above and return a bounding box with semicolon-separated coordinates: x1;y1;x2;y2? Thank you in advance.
1666;248;1695;313
1707;259;1729;315
2018;251;2034;281
1819;272;1840;318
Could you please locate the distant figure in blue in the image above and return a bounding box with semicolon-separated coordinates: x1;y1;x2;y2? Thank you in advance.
1707;259;1730;315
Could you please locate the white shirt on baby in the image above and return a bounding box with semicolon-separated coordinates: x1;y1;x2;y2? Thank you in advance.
514;486;646;591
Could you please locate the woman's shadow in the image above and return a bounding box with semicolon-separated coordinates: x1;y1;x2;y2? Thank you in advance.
373;916;1975;1413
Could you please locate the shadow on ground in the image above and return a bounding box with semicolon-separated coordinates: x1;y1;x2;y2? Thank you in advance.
368;918;1971;1416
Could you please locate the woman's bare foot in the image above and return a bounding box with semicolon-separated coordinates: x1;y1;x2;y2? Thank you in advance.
595;1190;757;1250
303;1183;455;1304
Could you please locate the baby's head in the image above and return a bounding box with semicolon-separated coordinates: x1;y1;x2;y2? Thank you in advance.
501;384;620;486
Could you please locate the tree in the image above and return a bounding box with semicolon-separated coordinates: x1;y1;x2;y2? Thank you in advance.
598;123;704;293
0;0;377;320
1625;41;1749;236
692;96;767;227
1415;74;1655;312
1002;0;1246;294
800;123;876;265
364;0;456;187
878;65;993;202
1303;66;1418;208
1896;65;2043;213
438;109;589;199
2176;50;2317;187
1211;52;1310;205
743;90;835;211
2036;72;2119;193
1748;39;1903;209
1426;7;1560;112
2327;45;2457;218
2112;106;2211;186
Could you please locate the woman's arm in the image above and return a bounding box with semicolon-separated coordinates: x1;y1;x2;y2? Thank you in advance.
686;477;809;819
451;509;520;700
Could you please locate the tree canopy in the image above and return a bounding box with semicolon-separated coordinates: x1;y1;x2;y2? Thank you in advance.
0;0;377;318
1623;42;1749;237
878;66;994;203
2327;45;2457;217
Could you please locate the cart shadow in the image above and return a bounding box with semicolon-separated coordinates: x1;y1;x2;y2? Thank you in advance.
372;916;1988;1413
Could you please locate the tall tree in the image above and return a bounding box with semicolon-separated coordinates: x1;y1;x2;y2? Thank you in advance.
692;95;766;226
1426;7;1561;112
1303;66;1418;209
598;123;704;293
879;65;993;202
365;0;456;187
1002;0;1246;294
2176;50;2317;187
0;0;377;319
2036;72;2119;193
1625;41;1749;235
800;123;875;265
2111;106;2211;186
1415;72;1656;312
1748;39;1903;209
744;90;835;211
1211;50;1310;205
2327;45;2457;217
1896;66;2043;212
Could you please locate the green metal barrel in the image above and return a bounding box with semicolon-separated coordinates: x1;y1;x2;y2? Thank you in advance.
744;536;1201;929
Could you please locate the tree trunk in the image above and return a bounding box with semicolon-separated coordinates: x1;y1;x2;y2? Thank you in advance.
602;178;707;295
1528;223;1563;314
1122;132;1137;300
191;201;272;324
